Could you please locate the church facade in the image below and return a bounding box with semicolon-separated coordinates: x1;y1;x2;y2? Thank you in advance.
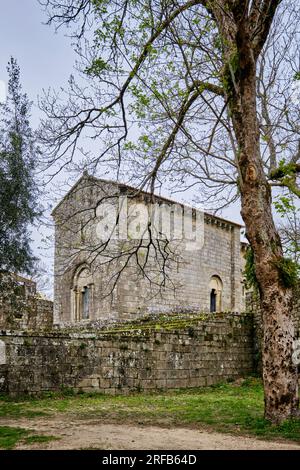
52;173;245;324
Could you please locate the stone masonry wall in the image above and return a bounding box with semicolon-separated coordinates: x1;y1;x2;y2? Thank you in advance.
53;175;244;324
0;313;253;396
29;299;54;329
0;296;53;331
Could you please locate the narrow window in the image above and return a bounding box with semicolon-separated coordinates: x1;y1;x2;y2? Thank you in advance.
72;266;93;322
210;288;217;312
209;275;223;312
82;286;90;319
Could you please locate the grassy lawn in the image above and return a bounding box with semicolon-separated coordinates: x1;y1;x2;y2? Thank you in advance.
0;426;58;449
0;378;300;444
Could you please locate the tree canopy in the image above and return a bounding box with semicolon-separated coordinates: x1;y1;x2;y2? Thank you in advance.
40;1;300;208
0;58;40;277
40;0;300;423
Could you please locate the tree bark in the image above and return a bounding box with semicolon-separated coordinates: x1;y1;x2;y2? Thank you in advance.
220;14;299;423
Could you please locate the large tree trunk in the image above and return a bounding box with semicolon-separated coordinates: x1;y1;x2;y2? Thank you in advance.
226;28;299;423
262;288;298;422
241;166;298;423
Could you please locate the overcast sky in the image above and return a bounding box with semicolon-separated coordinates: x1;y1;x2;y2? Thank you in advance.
0;0;244;296
0;1;77;123
0;1;78;296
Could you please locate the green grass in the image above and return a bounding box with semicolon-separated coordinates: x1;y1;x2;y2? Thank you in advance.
0;426;59;449
0;378;300;443
0;426;29;449
0;401;48;419
23;434;59;445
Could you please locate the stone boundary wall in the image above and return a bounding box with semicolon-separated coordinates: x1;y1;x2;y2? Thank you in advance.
0;313;254;396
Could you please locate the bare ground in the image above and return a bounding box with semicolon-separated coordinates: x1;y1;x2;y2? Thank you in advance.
1;416;300;450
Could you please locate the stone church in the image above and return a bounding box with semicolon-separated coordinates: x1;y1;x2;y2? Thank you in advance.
52;173;246;324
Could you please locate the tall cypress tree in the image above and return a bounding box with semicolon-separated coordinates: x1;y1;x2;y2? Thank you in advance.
0;58;39;278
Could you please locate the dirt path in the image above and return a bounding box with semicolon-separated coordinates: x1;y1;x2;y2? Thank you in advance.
1;416;299;450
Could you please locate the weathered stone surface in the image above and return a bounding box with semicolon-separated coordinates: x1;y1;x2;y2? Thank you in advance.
0;340;6;365
0;313;254;396
0;273;53;330
52;175;245;324
0;295;53;330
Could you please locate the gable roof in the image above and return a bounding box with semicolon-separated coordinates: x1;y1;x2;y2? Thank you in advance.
51;172;243;228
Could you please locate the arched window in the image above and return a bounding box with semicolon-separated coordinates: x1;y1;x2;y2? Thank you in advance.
72;265;93;321
210;288;217;313
209;276;223;312
82;286;90;319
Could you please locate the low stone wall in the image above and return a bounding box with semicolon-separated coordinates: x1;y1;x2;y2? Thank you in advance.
0;313;254;396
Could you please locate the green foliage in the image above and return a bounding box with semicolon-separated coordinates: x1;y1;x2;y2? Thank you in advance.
85;58;109;76
138;134;153;148
244;247;259;291
221;48;240;97
274;257;298;288
274;195;296;217
59;385;76;396
91;0;109;14
273;191;300;268
244;247;298;290
270;160;300;197
0;58;40;279
123;140;137;151
275;158;298;177
129;84;151;118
